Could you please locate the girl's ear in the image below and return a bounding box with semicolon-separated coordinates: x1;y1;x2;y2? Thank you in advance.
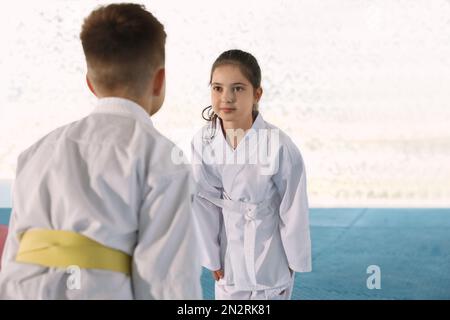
86;74;97;97
254;87;263;103
152;67;165;96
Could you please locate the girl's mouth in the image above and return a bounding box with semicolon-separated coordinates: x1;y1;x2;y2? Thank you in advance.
220;108;236;113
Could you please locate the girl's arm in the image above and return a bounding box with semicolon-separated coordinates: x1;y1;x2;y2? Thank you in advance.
273;141;312;273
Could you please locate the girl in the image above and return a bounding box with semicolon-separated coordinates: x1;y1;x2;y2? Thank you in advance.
191;49;311;300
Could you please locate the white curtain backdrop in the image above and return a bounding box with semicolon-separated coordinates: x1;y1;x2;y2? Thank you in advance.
1;0;449;207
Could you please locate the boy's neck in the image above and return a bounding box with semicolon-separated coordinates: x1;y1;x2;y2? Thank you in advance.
98;93;153;116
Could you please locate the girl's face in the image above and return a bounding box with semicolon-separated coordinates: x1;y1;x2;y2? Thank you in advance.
210;64;261;124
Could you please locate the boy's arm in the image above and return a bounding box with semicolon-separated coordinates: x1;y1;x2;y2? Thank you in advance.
132;164;202;300
273;143;312;273
191;141;223;272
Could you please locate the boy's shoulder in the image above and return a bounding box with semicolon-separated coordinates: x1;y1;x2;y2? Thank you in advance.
17;114;184;173
17;119;80;165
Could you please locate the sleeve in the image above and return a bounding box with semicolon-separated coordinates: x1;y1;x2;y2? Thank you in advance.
190;138;223;271
1;153;27;271
131;162;203;300
273;141;312;273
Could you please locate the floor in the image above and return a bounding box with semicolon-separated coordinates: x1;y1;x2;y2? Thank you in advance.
1;207;449;299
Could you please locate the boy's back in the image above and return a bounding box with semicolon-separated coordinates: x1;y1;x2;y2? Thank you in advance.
0;97;201;299
0;4;201;299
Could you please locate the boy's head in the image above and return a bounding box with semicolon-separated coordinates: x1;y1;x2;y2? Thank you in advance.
80;3;166;115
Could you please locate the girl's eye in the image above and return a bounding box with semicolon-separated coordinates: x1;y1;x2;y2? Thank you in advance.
233;87;244;92
212;86;222;92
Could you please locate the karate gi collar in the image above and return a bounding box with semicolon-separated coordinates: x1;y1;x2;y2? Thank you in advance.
92;97;153;127
214;112;266;136
250;112;266;131
212;112;267;152
215;112;267;139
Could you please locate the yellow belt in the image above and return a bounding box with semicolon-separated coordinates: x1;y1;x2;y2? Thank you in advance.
16;229;131;275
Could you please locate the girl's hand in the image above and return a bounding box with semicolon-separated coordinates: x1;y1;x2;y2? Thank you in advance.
211;269;224;281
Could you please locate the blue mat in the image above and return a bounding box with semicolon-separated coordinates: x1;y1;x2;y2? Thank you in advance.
1;207;449;299
0;208;10;225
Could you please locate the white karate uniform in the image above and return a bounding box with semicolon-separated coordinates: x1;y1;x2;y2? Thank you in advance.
191;113;311;299
215;271;296;300
0;97;202;300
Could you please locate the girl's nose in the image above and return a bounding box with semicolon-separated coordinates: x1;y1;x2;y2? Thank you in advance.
222;89;235;103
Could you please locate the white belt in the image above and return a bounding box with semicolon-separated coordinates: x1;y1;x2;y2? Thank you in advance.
196;192;273;285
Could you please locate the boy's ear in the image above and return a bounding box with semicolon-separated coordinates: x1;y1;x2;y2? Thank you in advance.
86;74;97;97
152;68;165;96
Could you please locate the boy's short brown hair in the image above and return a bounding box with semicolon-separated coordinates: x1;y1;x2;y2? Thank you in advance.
80;3;166;96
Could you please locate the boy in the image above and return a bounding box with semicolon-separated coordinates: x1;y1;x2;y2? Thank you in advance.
0;3;202;299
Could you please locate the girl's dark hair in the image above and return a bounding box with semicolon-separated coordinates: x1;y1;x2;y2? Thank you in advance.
202;49;262;137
